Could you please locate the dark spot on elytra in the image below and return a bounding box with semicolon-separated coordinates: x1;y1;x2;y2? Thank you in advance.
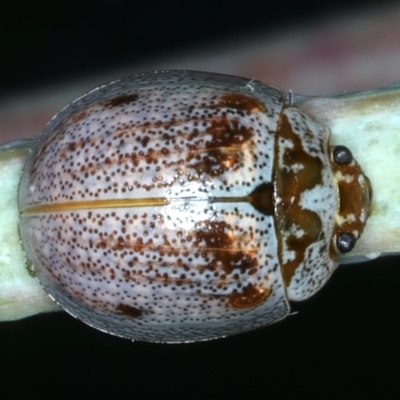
105;93;139;107
116;303;143;318
141;136;150;148
67;140;82;152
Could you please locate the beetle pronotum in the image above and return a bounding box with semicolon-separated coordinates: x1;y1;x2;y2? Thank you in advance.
2;70;397;343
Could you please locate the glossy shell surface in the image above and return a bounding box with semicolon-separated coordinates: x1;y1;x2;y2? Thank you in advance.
18;71;371;342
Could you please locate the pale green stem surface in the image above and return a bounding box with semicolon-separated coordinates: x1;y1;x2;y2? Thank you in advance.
1;84;400;321
0;144;59;321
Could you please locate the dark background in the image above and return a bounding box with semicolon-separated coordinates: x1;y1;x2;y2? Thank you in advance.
1;1;400;399
0;0;387;94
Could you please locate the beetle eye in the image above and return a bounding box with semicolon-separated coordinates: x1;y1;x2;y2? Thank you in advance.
333;145;353;164
336;232;356;253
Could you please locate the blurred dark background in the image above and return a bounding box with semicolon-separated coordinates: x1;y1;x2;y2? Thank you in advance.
0;0;387;93
2;1;400;399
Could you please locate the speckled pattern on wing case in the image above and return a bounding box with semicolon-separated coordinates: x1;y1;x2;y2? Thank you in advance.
19;71;291;342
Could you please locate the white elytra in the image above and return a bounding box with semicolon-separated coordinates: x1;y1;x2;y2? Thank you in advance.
17;71;366;342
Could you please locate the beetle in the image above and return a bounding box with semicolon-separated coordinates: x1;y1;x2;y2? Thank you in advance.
17;70;372;342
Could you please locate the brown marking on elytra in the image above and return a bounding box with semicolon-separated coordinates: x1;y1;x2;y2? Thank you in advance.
69;109;88;124
228;283;271;308
186;117;253;176
217;93;265;114
194;221;259;275
46;106;258;185
104;93;139;107
67;139;86;152
275;112;325;286
116;303;143;318
194;220;234;248
207;283;270;309
206;118;254;145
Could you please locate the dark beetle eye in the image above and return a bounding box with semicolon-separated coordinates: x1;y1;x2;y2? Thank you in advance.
333;145;353;164
336;232;356;253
